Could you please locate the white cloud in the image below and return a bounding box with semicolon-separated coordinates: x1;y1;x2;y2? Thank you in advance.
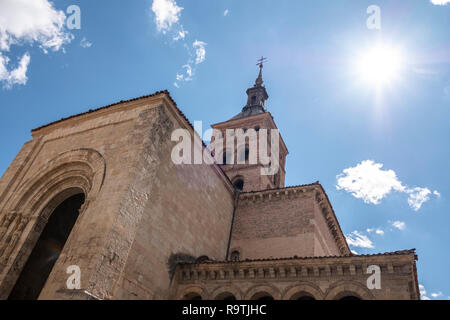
183;63;193;78
366;228;384;235
150;1;206;88
431;292;443;298
337;160;405;205
337;160;439;211
80;37;92;48
420;284;431;300
173;63;194;88
433;190;441;197
345;231;374;249
193;40;207;64
224;9;229;16
0;0;71;52
0;0;72;88
173;28;188;41
430;0;450;5
351;249;358;255
0;52;30;88
392;221;406;230
151;0;183;33
407;187;431;211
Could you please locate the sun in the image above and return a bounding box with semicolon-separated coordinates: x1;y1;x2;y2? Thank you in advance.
356;44;403;87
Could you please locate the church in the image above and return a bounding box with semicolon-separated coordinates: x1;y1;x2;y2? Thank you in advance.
0;64;420;300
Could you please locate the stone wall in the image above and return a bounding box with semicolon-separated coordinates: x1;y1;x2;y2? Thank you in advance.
112;103;235;299
229;185;345;261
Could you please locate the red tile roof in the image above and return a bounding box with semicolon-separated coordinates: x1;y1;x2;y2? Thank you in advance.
181;249;417;265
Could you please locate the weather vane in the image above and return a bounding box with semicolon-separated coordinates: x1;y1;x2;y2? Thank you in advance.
256;56;268;69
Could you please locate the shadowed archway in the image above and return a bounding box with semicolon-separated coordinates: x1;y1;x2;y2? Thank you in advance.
8;193;85;300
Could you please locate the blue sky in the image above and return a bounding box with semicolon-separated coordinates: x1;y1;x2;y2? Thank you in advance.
0;0;449;299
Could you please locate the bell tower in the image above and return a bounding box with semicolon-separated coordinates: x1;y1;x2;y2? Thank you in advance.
211;58;288;192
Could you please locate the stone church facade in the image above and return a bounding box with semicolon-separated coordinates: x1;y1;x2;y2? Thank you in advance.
0;67;420;300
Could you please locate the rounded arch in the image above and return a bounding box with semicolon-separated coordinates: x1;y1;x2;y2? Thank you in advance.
324;281;376;300
230;250;240;262
245;284;281;300
229;246;243;261
211;285;243;300
0;149;106;299
176;285;208;300
231;175;245;192
4;148;105;216
282;282;324;300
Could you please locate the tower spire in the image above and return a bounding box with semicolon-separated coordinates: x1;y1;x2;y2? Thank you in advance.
228;57;270;120
255;56;267;87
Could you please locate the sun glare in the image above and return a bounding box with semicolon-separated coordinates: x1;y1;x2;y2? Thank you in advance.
356;44;403;87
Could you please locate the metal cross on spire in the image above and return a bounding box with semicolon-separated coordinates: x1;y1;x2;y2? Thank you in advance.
255;56;267;86
256;56;268;69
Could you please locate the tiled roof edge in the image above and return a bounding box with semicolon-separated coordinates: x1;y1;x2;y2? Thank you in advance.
181;249;417;266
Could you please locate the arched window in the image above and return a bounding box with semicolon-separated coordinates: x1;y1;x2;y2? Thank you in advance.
183;293;202;300
233;179;244;191
230;250;240;261
255;126;260;132
251;292;275;300
215;292;237;300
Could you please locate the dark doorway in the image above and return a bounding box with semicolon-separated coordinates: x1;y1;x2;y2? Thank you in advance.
8;193;85;300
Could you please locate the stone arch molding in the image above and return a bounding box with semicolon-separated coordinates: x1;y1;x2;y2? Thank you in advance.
324;280;376;300
244;284;282;300
4;148;105;215
176;285;208;300
211;285;243;300
282;282;325;300
0;148;105;268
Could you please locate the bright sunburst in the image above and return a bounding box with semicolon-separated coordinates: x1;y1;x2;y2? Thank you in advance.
356;44;404;87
